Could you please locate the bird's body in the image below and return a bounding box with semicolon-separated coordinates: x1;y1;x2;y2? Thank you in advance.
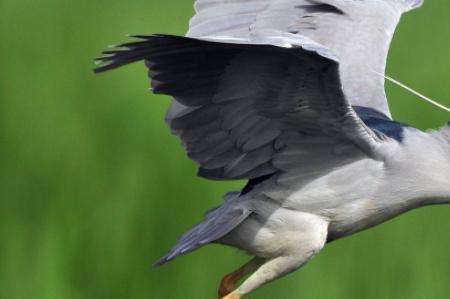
95;0;450;297
222;124;450;255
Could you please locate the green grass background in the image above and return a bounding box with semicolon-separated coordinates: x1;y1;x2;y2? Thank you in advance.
1;1;450;299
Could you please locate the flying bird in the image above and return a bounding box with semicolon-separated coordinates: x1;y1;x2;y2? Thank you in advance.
95;0;450;298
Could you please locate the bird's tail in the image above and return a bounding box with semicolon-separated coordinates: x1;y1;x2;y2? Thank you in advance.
154;192;251;267
95;36;255;266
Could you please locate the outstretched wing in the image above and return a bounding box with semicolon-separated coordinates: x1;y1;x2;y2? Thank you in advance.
95;34;395;182
188;0;424;118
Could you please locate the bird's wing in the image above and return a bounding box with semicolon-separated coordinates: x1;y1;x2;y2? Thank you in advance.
188;0;424;118
95;34;397;181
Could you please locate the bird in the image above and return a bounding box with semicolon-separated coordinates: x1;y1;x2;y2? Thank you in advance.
95;0;450;298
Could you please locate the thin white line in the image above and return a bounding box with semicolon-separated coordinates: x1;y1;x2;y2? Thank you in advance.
378;72;450;113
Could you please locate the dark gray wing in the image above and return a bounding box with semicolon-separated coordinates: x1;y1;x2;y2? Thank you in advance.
95;34;396;181
188;0;424;118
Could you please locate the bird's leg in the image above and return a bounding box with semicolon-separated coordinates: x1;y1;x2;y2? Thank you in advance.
222;253;318;298
218;257;265;298
221;213;329;298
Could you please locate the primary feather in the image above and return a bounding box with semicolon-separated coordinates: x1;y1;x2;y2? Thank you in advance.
96;34;393;182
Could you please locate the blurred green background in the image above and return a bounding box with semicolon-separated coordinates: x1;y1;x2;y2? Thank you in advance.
1;1;450;299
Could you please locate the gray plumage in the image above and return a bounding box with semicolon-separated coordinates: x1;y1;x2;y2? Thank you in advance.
186;0;423;118
95;0;450;298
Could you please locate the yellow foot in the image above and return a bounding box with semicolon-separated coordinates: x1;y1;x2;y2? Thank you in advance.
221;293;242;299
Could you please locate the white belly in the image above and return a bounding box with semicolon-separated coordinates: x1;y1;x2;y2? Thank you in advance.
220;203;329;258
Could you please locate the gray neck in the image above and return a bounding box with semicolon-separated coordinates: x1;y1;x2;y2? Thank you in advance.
384;126;450;210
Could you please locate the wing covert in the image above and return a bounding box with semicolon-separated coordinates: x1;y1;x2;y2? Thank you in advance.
188;0;424;118
95;34;395;181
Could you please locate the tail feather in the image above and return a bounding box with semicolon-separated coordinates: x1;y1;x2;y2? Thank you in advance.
154;196;251;267
95;37;255;266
